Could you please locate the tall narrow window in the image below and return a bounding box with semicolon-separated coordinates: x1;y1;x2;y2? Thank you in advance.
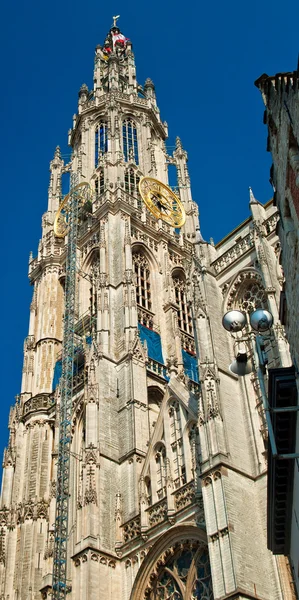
125;168;141;208
188;422;201;480
133;253;152;311
95;168;104;197
169;401;185;487
123;118;138;164
155;443;166;498
173;276;193;335
95;121;108;166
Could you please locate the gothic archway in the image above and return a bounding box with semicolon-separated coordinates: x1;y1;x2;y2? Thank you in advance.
130;526;213;600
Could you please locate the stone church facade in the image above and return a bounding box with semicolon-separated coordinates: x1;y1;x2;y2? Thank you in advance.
0;22;296;600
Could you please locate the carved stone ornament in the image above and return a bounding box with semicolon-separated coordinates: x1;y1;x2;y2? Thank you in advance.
23;393;55;416
73;549;116;568
84;466;98;506
148;499;167;527
0;528;5;565
174;481;196;511
122;515;141;543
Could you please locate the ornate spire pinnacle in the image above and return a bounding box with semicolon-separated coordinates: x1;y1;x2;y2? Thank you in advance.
54;145;61;159
249;186;258;204
175;136;183;151
195;225;205;243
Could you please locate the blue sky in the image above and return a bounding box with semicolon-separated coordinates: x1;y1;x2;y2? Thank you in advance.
0;0;297;457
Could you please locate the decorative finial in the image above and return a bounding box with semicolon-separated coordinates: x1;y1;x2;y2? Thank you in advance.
112;15;120;27
144;77;155;89
54;146;61;159
79;83;88;92
79;83;89;99
249;186;258;204
175;136;182;150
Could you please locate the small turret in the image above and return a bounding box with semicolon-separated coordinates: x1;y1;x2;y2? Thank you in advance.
78;83;89;113
144;78;156;105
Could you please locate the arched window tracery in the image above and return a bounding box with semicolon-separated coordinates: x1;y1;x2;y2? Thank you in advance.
123;118;139;164
228;273;268;313
144;542;213;600
237;281;267;312
173;274;193;337
95;121;108;166
169;401;185;488
133;252;152;314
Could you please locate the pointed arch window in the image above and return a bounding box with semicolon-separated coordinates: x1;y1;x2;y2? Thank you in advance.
123;118;139;164
94;168;104;197
173;274;193;336
133;253;152;312
169;401;186;487
95;121;108;166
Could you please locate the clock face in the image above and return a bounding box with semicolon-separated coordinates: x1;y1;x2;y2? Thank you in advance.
139;177;186;228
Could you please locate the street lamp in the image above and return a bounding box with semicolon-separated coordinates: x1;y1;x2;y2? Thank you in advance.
222;308;273;376
222;308;299;461
222;308;273;334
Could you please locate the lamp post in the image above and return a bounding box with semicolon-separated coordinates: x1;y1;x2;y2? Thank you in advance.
222;308;299;460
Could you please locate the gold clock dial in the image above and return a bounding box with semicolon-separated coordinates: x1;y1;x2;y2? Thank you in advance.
138;177;186;228
54;182;93;238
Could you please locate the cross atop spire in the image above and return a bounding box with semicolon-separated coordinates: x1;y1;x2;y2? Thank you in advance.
112;15;120;27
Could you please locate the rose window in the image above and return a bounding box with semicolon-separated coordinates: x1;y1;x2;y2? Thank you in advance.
144;542;213;599
236;281;267;313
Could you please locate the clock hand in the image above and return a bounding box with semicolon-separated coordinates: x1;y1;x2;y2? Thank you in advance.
151;193;170;212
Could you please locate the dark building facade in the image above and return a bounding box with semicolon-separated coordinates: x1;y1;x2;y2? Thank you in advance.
256;66;299;596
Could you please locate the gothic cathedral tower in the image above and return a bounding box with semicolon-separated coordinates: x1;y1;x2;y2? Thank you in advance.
0;21;295;600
